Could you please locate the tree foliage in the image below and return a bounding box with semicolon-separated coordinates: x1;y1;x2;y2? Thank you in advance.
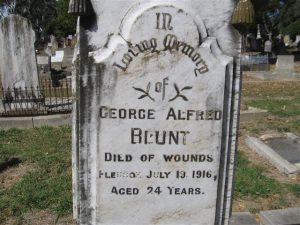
48;0;77;39
251;0;281;38
9;0;56;45
251;0;300;39
280;0;300;39
0;0;76;46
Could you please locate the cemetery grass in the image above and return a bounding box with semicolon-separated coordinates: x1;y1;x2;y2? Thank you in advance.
0;126;74;224
235;77;300;213
0;126;299;223
1;75;300;221
242;79;300;136
234;134;300;214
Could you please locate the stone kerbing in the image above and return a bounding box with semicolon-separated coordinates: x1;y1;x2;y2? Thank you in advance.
245;136;300;177
0;114;71;130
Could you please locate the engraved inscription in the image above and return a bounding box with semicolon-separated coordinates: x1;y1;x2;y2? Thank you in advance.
156;13;173;30
169;84;192;102
163;34;209;76
113;34;209;75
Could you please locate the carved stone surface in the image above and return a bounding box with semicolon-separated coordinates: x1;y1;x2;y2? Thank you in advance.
72;1;241;225
0;15;39;90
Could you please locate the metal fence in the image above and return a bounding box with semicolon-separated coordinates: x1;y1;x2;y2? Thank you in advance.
0;79;72;117
241;54;270;71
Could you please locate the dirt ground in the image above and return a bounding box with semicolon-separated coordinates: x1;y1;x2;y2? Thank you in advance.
233;69;300;215
3;211;75;225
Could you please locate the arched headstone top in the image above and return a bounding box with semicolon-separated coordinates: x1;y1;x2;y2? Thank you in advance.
119;2;208;44
0;14;39;91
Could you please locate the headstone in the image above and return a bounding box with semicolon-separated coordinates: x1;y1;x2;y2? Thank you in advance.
283;35;290;46
60;37;66;48
264;40;272;53
71;35;77;48
50;34;59;51
296;35;300;45
275;55;294;73
293;35;300;48
37;55;49;65
273;55;297;80
257;24;261;39
0;15;39;91
45;43;55;56
45;43;54;70
62;47;74;71
71;1;241;225
37;55;50;75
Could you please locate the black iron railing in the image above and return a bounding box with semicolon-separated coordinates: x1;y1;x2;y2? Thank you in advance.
0;79;73;117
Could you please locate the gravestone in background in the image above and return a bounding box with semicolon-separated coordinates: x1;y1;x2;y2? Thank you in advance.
0;15;39;91
274;55;296;79
276;55;294;72
264;40;272;53
70;0;241;224
283;35;290;46
296;35;300;46
50;34;59;52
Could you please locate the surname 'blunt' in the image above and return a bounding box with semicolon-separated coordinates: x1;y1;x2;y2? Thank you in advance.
131;128;190;145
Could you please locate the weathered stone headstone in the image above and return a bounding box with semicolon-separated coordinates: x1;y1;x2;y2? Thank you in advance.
257;24;262;39
276;55;294;72
296;35;300;45
270;55;298;80
71;1;241;224
0;15;39;91
283;35;290;46
50;34;59;51
37;55;50;76
264;40;272;53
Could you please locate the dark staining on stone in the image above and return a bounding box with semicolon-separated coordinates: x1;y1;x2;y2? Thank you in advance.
163;34;209;76
113;38;159;72
104;33;114;48
80;1;98;32
77;64;107;221
68;0;94;17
